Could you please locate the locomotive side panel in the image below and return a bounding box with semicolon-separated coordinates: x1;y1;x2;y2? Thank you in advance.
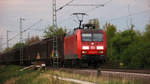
76;30;82;59
64;33;78;59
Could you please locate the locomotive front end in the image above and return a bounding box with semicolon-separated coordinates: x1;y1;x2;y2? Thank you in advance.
80;29;107;64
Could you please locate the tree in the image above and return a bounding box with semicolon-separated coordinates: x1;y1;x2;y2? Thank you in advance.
26;36;40;45
88;18;100;29
44;26;66;38
105;23;117;62
12;43;25;49
113;30;138;60
103;23;150;69
143;24;150;41
3;48;12;53
105;23;117;40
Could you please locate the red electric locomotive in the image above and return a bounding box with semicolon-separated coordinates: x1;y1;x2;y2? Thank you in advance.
64;24;107;67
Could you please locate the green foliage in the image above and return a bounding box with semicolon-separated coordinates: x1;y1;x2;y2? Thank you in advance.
105;23;117;62
0;65;79;84
106;23;150;69
25;36;40;45
143;24;150;41
121;41;150;68
3;47;12;53
44;26;66;38
0;65;33;84
105;23;117;40
2;43;25;53
12;43;25;49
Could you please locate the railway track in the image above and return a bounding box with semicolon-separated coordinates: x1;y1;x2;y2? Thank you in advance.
47;67;150;78
101;68;150;74
58;68;150;75
50;68;150;84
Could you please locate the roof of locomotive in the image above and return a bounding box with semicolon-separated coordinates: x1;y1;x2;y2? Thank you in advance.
75;28;104;34
74;23;103;33
81;29;103;32
66;28;104;36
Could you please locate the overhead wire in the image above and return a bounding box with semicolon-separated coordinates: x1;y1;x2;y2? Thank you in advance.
22;19;42;33
56;0;75;11
58;0;112;26
1;19;43;46
84;0;112;14
109;9;150;21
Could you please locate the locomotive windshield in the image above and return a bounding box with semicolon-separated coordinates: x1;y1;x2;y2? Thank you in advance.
82;33;103;42
93;33;103;41
82;33;92;41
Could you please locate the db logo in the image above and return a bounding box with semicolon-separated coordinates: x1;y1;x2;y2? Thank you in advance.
91;42;94;45
90;46;95;49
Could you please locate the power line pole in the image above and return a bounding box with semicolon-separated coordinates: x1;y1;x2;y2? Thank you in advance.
20;18;25;43
0;37;2;52
19;17;25;65
6;30;11;48
53;0;57;27
28;32;30;42
53;0;75;27
128;4;133;30
7;30;8;48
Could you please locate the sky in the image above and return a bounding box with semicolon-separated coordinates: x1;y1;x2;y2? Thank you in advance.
0;0;150;50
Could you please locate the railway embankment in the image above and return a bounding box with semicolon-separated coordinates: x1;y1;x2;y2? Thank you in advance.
0;65;149;84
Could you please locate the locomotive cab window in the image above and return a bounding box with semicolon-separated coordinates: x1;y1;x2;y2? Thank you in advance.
82;33;104;42
82;33;92;41
93;33;103;42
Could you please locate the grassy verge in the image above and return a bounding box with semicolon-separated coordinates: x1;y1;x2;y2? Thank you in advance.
0;65;32;84
46;70;143;84
0;65;78;84
0;65;145;84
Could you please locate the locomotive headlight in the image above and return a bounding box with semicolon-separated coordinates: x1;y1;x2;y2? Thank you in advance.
82;51;87;54
99;51;104;54
82;46;89;50
97;46;104;50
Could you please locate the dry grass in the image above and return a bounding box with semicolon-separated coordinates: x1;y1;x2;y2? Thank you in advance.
46;69;142;84
0;65;78;84
4;78;18;84
0;65;144;84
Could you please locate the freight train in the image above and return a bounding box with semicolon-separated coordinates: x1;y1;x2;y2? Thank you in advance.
0;24;107;68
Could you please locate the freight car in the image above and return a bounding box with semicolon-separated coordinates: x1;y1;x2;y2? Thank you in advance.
0;36;64;66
